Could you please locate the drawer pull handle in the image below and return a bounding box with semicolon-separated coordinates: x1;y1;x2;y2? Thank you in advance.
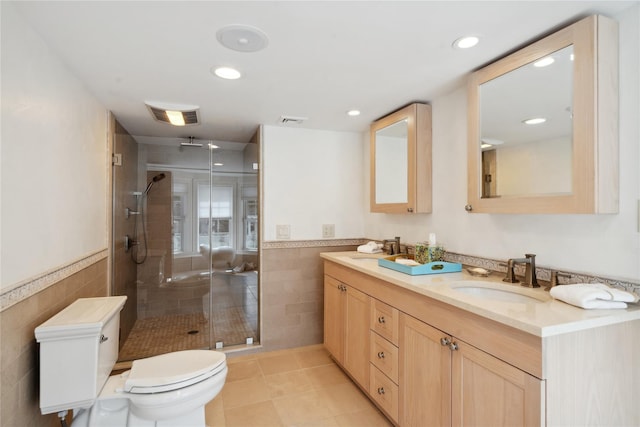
378;316;386;324
440;337;450;346
377;387;385;395
377;351;385;359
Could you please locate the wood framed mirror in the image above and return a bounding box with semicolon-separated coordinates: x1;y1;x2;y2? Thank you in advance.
466;15;618;214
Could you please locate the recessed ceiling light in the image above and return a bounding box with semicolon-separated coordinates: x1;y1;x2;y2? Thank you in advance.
453;36;479;49
347;110;361;116
213;162;224;166
523;117;546;125
213;67;242;80
534;56;555;67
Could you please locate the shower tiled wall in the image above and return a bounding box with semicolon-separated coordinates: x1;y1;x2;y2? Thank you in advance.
0;259;108;427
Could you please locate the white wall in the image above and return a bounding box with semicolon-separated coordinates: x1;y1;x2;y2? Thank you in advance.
262;126;364;241
365;5;640;282
1;3;109;291
261;7;639;282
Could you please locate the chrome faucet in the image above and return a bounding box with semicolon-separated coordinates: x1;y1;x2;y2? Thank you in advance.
383;237;402;255
503;254;539;288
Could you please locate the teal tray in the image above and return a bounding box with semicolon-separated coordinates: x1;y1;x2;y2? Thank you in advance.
378;255;462;276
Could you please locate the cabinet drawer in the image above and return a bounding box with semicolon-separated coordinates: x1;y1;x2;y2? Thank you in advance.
370;331;398;384
369;365;399;423
371;299;399;345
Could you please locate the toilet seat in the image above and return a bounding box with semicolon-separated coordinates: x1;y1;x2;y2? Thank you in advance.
124;350;226;394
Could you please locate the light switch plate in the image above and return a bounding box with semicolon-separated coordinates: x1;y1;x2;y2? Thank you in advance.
322;224;335;238
276;224;290;239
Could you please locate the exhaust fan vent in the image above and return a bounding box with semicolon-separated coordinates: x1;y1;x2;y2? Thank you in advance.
279;115;308;125
145;102;200;126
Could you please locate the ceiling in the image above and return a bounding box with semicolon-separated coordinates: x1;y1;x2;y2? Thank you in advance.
11;1;636;146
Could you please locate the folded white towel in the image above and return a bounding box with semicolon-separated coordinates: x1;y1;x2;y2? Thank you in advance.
357;241;382;254
550;283;637;309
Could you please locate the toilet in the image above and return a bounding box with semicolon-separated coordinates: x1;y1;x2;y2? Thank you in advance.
34;296;227;426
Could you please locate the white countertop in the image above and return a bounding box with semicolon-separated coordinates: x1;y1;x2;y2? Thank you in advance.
321;251;640;338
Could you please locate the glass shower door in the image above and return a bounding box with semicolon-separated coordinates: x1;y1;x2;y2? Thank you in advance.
112;131;259;363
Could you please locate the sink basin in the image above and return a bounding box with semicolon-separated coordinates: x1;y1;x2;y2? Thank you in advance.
449;281;550;304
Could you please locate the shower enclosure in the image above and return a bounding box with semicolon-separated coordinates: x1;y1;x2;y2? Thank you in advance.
112;124;260;362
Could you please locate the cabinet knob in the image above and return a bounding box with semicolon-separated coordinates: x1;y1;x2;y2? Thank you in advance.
377;351;385;359
449;341;459;351
407;207;414;213
100;334;109;343
465;204;473;212
440;337;450;346
377;387;385;395
377;316;386;324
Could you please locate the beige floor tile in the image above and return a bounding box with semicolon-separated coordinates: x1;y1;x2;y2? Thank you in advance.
222;377;270;409
316;382;372;416
272;389;333;425
296;416;342;427
334;406;393;427
257;353;301;375
305;364;351;387
264;370;313;398
225;359;263;383
294;347;334;368
205;395;226;427
224;400;284;427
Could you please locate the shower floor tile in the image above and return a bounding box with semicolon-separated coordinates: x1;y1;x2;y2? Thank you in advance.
119;309;258;361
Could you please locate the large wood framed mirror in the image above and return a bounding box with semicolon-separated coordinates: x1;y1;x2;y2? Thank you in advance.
467;15;618;214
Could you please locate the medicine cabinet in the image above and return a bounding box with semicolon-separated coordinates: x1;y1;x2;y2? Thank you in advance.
466;15;618;214
370;103;432;214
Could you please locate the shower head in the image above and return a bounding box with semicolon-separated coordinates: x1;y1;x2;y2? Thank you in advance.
143;173;166;195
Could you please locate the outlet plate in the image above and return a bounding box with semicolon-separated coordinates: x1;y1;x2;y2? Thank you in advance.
322;224;335;238
276;224;291;239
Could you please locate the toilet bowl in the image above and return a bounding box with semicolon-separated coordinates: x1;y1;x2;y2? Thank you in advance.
35;296;227;427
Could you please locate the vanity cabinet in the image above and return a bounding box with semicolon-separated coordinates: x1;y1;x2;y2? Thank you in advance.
370;103;432;214
323;256;639;426
323;275;370;389
400;314;542;426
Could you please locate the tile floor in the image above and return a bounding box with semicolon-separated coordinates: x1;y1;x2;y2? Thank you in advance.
205;345;392;427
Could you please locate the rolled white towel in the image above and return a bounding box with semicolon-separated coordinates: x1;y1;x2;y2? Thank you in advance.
550;283;637;309
357;241;382;254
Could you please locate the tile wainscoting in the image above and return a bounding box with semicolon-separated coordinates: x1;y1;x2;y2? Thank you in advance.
0;255;109;427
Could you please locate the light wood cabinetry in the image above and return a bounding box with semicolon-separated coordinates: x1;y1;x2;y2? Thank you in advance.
399;314;451;426
370;103;432;214
452;338;543;426
324;259;638;426
323;275;370;389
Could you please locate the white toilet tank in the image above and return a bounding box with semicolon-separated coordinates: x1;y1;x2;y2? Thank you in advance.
35;296;127;415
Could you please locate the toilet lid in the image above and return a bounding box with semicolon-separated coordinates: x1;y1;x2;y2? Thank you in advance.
124;350;226;394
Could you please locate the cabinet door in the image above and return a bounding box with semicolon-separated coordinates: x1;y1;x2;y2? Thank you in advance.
452;339;544;427
323;275;344;363
344;286;370;389
399;314;452;427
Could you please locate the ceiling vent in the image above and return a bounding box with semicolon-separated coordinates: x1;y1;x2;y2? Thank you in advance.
145;102;200;126
278;115;308;125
